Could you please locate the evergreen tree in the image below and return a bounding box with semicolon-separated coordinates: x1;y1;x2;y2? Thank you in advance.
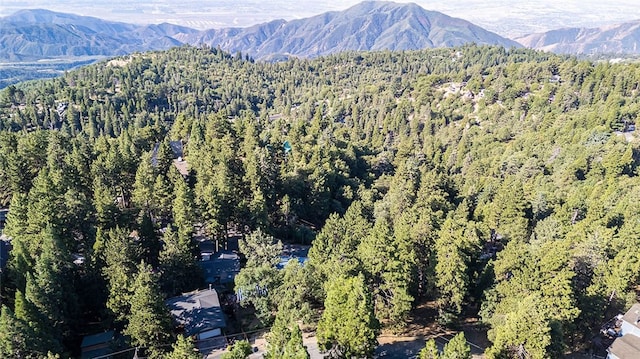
442;333;471;359
435;217;469;315
24;227;77;346
419;339;440;359
358;218;413;327
167;335;201;359
132;152;158;217
220;340;252;359
103;227;139;322
0;305;36;358
159;226;201;296
265;315;310;359
317;274;379;358
234;264;282;324
172;178;196;243
239;228;283;268
124;261;173;352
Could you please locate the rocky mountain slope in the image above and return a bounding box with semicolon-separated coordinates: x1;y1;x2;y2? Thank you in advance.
516;20;640;54
179;1;521;59
0;2;519;62
0;9;198;61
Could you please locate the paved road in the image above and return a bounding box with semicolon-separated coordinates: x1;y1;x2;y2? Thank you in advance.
209;333;484;359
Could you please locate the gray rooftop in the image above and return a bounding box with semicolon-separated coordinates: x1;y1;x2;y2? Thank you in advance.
609;333;640;359
622;303;640;327
199;250;240;285
165;288;226;336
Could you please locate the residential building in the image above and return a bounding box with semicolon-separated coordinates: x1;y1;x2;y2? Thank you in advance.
608;303;640;359
166;288;227;355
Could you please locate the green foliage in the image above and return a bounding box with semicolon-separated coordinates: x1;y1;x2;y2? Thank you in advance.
24;227;77;345
235;228;285;323
234;264;282;324
358;217;414;327
317;274;379;358
159;226;201;296
124;261;173;351
0;305;40;359
442;333;471;359
271;260;314;325
172;178;196;242
2;44;640;355
419;339;440;359
167;335;201;359
239;228;283;268
265;315;310;359
482;241;579;358
103;227;140;322
221;340;253;359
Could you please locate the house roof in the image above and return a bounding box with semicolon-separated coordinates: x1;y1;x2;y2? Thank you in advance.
609;334;640;359
170;141;184;158
81;331;115;348
622;303;640;328
199;251;240;285
165;288;226;336
173;158;189;177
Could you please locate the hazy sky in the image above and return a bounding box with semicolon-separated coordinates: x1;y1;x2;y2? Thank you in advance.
2;0;640;37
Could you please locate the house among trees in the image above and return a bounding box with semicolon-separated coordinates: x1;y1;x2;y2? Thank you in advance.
199;250;241;285
80;331;116;359
165;288;227;355
608;303;640;359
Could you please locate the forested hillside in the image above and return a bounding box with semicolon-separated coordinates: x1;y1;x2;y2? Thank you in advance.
0;44;640;358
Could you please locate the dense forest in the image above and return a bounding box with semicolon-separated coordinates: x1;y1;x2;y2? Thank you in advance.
0;44;640;358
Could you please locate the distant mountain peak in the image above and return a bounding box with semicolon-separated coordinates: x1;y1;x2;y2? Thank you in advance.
0;2;518;64
182;1;519;59
516;19;640;54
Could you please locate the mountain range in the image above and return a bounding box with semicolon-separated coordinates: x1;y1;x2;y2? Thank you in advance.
3;1;640;88
0;2;518;62
516;20;640;55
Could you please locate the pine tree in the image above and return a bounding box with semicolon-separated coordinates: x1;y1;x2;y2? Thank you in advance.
358;218;413;327
104;227;139;322
317;274;379;358
0;305;34;358
132;152;157;217
435;217;469;315
419;339;440;359
220;340;252;359
124;261;173;351
24;227;77;344
265;314;310;359
159;227;201;296
167;335;201;359
239;228;283;268
172;178;196;243
442;333;471;359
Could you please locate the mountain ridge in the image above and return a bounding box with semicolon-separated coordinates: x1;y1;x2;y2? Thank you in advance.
181;2;521;58
516;19;640;54
0;2;519;62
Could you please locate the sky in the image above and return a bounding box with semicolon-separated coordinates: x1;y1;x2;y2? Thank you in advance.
2;0;640;38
